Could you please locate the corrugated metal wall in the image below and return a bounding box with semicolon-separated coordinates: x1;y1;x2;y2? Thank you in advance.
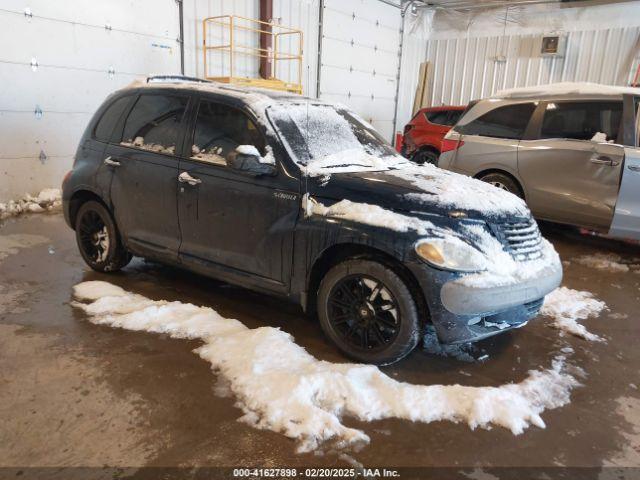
424;25;640;107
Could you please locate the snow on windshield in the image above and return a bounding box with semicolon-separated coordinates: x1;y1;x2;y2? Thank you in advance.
268;104;407;176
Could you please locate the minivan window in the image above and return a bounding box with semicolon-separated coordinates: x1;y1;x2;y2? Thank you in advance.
190;101;265;165
94;96;131;143
121;94;189;155
540;101;622;142
460;103;536;139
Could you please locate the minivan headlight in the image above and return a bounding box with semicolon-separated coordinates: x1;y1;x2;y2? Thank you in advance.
415;237;487;272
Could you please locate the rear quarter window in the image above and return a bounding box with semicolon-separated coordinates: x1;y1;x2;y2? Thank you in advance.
93;96;132;143
460;103;536;139
425;111;450;125
120;94;189;155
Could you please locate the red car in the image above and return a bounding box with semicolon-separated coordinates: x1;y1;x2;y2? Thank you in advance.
400;105;466;164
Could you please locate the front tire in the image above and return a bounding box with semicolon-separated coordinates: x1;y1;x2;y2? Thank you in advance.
317;259;420;365
478;172;523;198
75;201;131;272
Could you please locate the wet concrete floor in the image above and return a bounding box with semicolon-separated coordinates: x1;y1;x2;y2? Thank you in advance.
0;213;639;477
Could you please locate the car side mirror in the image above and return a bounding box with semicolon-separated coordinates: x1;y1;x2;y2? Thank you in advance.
226;147;277;177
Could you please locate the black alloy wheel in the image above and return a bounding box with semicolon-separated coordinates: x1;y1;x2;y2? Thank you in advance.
318;259;420;365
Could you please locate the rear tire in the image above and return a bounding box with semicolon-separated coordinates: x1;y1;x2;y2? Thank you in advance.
411;149;439;165
317;259;420;365
75;201;131;272
478;172;523;198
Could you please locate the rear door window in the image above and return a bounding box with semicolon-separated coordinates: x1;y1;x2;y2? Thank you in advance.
190;101;265;165
447;109;463;126
425;111;450;125
540;101;622;142
94;96;131;143
120;94;189;155
461;103;536;139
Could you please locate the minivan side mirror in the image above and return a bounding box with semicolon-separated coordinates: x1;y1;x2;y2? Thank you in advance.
226;147;277;177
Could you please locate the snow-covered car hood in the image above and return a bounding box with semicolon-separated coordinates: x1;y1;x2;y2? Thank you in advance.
308;163;531;222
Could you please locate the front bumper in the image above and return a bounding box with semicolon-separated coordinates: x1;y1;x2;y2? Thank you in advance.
407;261;562;344
440;264;562;316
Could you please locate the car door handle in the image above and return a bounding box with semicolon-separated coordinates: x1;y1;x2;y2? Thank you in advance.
178;171;202;186
103;156;121;167
590;155;619;166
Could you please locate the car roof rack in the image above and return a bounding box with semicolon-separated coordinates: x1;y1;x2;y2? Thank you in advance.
146;75;212;84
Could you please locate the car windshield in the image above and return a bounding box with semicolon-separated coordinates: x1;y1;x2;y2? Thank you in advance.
266;103;408;176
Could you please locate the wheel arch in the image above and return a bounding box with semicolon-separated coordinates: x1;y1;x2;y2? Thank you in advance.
474;168;526;199
417;144;441;154
306;242;430;327
68;190;109;230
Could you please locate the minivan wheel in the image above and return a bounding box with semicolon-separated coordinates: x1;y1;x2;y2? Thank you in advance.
75;201;131;272
317;259;420;365
478;172;523;198
411;149;439;165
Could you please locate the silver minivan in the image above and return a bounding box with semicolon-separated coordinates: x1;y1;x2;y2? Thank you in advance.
439;84;640;240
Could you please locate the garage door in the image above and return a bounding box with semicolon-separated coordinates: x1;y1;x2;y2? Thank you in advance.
319;0;401;142
0;0;180;201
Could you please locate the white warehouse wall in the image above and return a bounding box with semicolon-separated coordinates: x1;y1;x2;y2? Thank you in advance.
182;0;320;97
182;0;412;142
421;1;640;107
0;0;181;202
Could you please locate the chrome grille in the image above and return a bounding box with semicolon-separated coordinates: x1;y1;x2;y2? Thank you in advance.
490;218;543;261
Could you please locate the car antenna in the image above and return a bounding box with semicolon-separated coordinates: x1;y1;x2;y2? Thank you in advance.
304;63;311;201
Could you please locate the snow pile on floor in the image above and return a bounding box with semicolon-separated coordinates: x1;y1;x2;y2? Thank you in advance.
72;281;581;453
0;189;62;220
574;253;630;273
541;287;607;341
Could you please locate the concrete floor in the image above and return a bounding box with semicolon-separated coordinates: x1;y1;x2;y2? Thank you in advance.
1;213;639;477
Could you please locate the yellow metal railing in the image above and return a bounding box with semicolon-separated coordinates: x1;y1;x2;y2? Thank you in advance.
202;15;303;94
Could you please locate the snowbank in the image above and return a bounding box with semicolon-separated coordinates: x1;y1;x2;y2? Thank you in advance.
72;281;581;453
541;287;607;341
574;253;630;273
0;189;62;220
495;82;640;99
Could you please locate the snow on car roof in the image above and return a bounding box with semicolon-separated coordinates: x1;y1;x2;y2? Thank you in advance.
122;76;327;110
494;82;640;99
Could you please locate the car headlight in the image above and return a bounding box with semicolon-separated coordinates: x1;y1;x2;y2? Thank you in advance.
415;237;487;272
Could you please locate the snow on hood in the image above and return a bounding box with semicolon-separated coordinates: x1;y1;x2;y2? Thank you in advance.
308;196;561;288
495;82;640;99
72;281;581;453
389;164;530;218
